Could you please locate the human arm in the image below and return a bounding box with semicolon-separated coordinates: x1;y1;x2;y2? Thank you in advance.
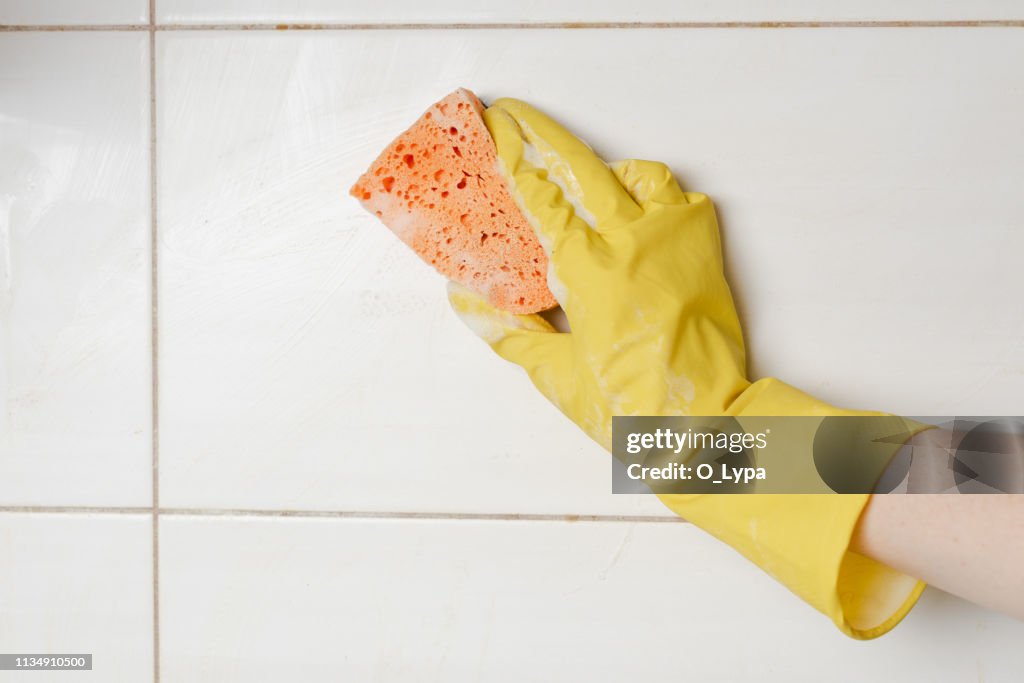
853;489;1024;620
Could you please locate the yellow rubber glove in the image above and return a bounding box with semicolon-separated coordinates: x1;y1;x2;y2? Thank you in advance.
448;98;926;639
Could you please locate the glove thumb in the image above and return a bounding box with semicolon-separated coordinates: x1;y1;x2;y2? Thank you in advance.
447;282;573;405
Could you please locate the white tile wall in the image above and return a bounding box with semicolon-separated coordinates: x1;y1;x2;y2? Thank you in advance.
155;0;1024;24
158;28;1024;516
3;6;1024;683
0;513;153;681
160;515;1024;682
0;0;148;25
0;32;152;507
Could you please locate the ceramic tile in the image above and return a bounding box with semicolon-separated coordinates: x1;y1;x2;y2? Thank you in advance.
0;513;152;681
155;0;1024;24
158;29;1024;515
0;33;152;506
0;0;147;25
155;30;665;516
159;515;1024;682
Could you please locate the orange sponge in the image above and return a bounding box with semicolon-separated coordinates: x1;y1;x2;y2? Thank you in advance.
350;88;557;314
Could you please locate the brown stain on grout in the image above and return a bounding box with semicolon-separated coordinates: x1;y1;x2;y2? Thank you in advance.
2;20;1024;31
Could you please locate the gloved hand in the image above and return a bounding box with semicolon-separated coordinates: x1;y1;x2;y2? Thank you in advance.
448;97;926;639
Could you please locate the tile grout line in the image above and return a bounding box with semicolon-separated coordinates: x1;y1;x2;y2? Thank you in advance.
148;0;160;681
0;506;154;514
160;508;687;523
1;20;1024;31
0;506;687;524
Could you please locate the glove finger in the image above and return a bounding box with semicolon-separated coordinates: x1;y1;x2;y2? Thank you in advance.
484;106;594;259
610;159;689;206
484;106;595;312
489;98;642;231
447;282;573;404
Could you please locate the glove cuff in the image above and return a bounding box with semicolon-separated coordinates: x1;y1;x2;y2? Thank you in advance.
664;377;926;639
